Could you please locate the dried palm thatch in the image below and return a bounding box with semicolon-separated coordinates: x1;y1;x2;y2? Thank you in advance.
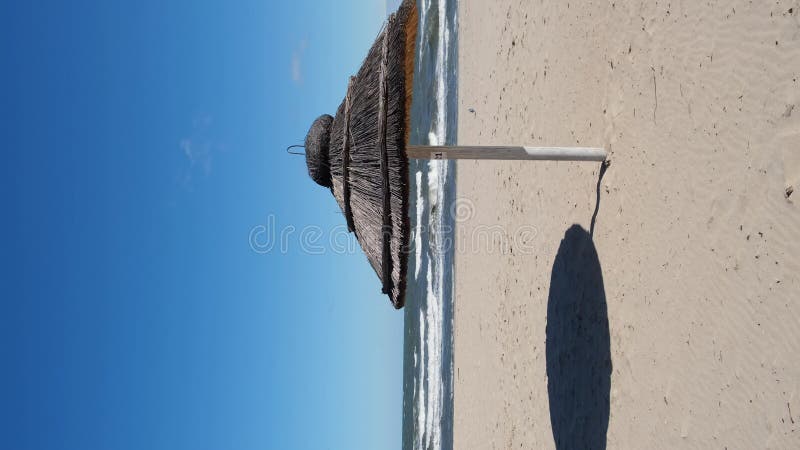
303;0;418;308
298;0;608;308
304;114;334;188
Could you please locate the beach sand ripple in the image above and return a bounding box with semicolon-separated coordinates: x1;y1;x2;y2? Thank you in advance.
455;1;800;448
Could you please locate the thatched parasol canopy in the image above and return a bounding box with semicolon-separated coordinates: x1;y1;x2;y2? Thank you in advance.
303;0;418;308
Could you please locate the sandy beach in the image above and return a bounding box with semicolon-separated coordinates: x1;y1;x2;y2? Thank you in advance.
453;1;800;448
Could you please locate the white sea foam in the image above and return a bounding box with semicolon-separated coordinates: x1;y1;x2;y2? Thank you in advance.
415;170;424;278
401;0;457;448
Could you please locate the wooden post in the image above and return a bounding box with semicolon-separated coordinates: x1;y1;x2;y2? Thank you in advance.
406;145;607;162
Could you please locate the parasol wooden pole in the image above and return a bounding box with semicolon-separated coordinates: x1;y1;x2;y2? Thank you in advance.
406;145;607;162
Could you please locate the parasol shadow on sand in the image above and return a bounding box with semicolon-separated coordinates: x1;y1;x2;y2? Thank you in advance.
545;222;612;450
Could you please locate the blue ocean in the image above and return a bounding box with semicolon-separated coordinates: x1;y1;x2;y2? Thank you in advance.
396;0;458;449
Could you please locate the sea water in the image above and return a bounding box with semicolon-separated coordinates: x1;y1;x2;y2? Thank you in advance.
399;0;458;449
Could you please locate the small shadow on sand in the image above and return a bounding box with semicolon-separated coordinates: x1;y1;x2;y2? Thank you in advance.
545;221;611;449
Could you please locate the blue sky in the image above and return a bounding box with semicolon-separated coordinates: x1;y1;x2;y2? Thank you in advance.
1;1;405;449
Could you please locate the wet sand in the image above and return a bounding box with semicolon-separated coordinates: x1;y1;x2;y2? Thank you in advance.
454;1;800;448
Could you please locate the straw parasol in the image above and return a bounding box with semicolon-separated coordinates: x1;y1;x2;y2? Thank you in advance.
295;0;607;308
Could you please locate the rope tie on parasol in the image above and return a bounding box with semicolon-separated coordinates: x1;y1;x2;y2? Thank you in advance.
378;14;394;295
286;145;305;155
341;77;356;233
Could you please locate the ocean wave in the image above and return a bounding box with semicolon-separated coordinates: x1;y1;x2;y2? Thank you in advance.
401;0;457;449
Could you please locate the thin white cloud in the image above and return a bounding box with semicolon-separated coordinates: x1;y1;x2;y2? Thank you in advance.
180;139;212;176
178;115;223;191
291;54;302;83
291;39;308;85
